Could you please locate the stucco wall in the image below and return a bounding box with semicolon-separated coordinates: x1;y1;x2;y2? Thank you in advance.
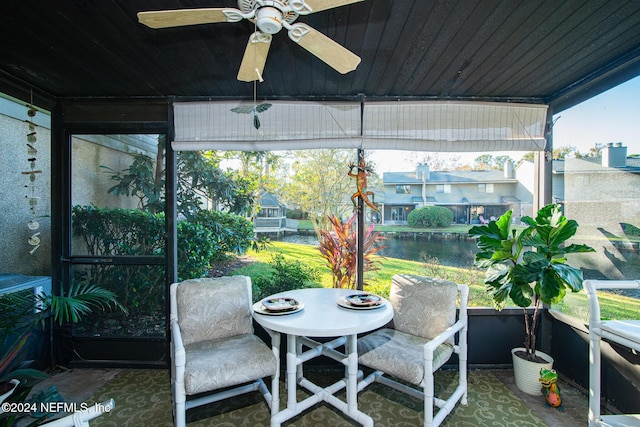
71;135;143;209
0;102;52;275
563;157;640;280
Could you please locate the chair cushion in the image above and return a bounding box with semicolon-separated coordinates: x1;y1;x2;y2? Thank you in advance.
358;328;454;385
390;275;458;342
177;276;253;346
184;333;277;395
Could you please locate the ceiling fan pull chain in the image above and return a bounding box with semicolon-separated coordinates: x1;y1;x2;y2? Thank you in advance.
253;18;261;130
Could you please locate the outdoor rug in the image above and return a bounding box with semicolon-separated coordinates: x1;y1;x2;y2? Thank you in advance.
88;368;550;426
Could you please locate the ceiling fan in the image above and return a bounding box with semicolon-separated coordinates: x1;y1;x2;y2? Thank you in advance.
138;0;365;82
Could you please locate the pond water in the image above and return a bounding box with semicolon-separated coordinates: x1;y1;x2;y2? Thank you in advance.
278;233;640;298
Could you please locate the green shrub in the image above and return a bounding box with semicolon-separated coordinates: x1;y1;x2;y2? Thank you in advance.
72;206;256;316
407;206;454;228
190;210;255;262
249;254;322;302
286;208;306;219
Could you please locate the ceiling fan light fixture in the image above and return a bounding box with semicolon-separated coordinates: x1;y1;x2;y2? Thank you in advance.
139;0;365;81
256;7;283;34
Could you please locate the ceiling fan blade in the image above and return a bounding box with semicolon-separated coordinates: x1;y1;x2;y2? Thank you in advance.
237;32;273;82
288;24;361;74
137;8;243;29
291;0;365;14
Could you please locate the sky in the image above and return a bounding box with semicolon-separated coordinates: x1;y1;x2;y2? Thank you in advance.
371;75;640;172
552;75;640;154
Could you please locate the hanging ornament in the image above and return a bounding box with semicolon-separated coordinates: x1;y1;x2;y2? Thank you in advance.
23;96;41;255
230;102;272;130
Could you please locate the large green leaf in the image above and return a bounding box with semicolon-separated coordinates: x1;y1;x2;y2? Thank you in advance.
485;263;511;285
537;268;564;303
547;218;578;248
509;282;533;307
551;263;585;292
469;211;511;242
513;261;544;284
473;251;496;269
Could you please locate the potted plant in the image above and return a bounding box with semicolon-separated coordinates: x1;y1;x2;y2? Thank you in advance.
469;204;594;395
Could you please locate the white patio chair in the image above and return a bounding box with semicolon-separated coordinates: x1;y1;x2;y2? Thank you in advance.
170;276;277;427
584;279;640;427
357;274;468;427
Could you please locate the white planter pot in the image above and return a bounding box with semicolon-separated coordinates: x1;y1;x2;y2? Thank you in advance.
511;347;554;396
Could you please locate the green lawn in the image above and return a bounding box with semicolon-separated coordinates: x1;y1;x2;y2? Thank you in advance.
242;241;640;322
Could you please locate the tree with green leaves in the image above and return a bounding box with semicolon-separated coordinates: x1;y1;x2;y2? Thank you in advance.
474;154;513;170
415;152;463;171
282;149;359;232
101;138;257;218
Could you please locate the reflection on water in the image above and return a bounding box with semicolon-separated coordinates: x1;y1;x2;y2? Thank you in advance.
278;233;477;268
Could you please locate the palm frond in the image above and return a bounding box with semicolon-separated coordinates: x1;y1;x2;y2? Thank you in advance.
47;282;128;326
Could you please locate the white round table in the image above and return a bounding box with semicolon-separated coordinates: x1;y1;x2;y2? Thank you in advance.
252;288;393;427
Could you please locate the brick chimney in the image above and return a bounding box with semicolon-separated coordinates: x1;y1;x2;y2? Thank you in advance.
602;142;627;167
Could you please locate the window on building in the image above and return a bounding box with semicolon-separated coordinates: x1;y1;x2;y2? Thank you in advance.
436;184;451;193
396;185;411;194
391;206;408;221
478;183;494;193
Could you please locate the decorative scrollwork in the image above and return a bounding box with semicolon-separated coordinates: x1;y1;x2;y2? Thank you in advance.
223;9;247;22
250;32;273;44
287;23;310;43
288;0;313;14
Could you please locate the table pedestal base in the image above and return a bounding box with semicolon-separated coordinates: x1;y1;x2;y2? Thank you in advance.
270;333;373;427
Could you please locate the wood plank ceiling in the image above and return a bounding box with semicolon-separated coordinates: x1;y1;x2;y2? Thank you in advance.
2;0;640;112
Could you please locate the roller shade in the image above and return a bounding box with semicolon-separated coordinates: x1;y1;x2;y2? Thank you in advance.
362;101;547;152
172;100;547;152
173;101;361;151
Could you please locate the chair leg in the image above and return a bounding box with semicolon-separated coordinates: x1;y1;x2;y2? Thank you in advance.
459;335;468;405
423;356;435;427
174;399;186;427
173;379;187;427
271;331;281;416
589;331;602;427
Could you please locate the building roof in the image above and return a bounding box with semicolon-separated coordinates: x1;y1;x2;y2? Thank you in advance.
553;157;640;174
258;191;284;208
383;169;516;184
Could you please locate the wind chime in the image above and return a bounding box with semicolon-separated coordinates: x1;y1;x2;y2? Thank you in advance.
22;99;42;255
